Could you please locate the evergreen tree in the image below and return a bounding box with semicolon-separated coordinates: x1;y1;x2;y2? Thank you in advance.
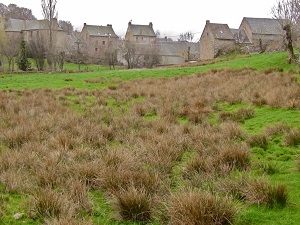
17;38;31;71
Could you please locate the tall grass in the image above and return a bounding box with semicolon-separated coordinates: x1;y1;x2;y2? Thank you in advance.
168;191;237;225
0;65;298;224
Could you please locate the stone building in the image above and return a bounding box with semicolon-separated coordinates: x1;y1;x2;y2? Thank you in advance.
125;21;156;44
80;23;118;62
4;18;67;50
199;20;236;60
237;17;285;53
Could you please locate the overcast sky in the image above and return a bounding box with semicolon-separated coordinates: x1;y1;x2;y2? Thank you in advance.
1;0;277;40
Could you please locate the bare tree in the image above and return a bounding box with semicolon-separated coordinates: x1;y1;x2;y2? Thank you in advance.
41;0;58;70
29;35;46;71
122;41;137;69
178;31;194;42
271;0;300;63
143;44;160;68
1;34;20;71
104;49;118;69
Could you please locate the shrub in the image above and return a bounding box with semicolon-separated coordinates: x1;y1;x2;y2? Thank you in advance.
113;186;153;222
168;191;237;225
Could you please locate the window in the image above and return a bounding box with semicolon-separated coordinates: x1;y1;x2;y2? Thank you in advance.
95;40;98;45
102;41;105;45
136;37;138;41
95;48;98;52
142;37;144;40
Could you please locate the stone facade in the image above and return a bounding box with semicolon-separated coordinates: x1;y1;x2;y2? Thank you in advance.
125;21;156;44
80;23;118;62
237;17;285;53
199;20;236;60
4;18;67;51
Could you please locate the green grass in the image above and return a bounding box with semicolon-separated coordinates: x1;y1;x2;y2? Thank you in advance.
1;51;300;224
0;52;298;91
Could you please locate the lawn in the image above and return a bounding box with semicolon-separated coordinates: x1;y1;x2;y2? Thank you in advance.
0;52;300;225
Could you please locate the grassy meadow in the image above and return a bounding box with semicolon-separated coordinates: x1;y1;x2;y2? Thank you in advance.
0;52;300;224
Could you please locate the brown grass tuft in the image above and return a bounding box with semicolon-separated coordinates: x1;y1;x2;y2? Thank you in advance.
246;134;268;149
244;178;288;207
113;186;154;222
284;128;300;147
30;188;73;220
168;191;237;225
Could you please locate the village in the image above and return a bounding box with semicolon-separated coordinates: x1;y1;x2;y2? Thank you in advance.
2;13;285;69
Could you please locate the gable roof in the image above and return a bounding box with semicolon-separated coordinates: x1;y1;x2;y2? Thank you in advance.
207;23;235;40
5;18;62;32
83;24;118;38
241;17;283;35
128;23;156;37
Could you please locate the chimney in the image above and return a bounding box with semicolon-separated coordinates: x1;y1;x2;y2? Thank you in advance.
84;23;87;27
149;22;153;28
107;24;112;27
206;20;210;25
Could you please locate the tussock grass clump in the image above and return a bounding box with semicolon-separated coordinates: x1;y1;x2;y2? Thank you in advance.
215;175;249;200
246;134;268;149
264;123;292;136
30;188;73;220
216;144;250;171
113;186;154;222
168;191;237;225
244;179;288;208
218;107;255;123
284;128;300;147
85;77;106;83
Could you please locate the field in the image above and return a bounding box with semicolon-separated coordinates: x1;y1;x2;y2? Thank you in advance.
0;52;300;225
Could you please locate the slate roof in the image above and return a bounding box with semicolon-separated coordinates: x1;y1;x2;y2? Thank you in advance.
5;18;63;32
84;25;118;38
128;24;156;37
207;23;235;40
242;17;283;35
159;41;199;59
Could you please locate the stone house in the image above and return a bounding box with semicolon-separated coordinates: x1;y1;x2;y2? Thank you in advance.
199;20;236;60
80;23;118;62
125;21;156;44
4;18;67;51
123;21;158;67
237;17;285;53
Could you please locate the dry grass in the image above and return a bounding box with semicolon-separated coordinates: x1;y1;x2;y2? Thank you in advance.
244;178;288;208
113;186;154;222
284;128;300;147
168;191;237;225
246;134;268;149
0;68;297;223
